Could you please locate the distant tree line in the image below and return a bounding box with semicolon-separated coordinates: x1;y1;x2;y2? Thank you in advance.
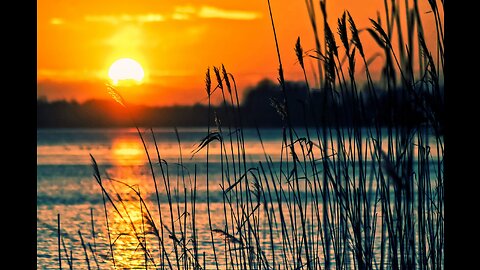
37;79;443;130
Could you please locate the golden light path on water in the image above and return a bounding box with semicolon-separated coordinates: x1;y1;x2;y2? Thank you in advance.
102;138;156;268
111;138;145;165
103;136;233;268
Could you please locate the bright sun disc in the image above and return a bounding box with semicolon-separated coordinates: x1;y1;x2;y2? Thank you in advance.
108;58;145;85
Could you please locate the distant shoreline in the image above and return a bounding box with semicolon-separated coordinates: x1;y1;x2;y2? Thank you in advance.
38;79;443;130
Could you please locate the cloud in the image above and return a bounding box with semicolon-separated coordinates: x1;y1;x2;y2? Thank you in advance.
83;6;261;25
84;13;165;24
174;5;197;14
172;5;262;21
172;5;196;21
198;6;261;20
137;14;165;23
37;69;105;81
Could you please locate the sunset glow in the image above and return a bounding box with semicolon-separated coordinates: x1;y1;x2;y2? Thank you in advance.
37;0;442;106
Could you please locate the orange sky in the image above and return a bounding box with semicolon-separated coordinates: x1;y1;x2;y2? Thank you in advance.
37;0;441;106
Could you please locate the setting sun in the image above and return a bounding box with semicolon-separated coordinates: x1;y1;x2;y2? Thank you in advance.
108;58;145;85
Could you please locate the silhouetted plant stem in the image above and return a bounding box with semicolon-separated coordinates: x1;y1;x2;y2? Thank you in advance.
58;213;62;270
78;230;91;270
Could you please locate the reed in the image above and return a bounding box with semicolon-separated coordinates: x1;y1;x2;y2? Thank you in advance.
57;214;62;270
53;0;443;269
78;230;91;270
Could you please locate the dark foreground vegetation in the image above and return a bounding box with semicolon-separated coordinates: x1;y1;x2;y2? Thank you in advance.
48;0;444;269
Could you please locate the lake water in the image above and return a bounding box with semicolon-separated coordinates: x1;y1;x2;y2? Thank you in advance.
37;127;291;269
37;127;443;269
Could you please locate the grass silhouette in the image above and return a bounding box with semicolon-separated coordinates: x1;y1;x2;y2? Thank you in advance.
53;0;443;269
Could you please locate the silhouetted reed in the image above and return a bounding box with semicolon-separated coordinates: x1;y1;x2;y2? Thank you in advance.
53;0;443;269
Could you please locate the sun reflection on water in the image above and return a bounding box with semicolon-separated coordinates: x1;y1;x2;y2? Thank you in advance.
105;181;161;269
111;138;145;165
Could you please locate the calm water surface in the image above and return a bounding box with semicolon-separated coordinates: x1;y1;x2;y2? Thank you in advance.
37;128;442;269
38;128;288;269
